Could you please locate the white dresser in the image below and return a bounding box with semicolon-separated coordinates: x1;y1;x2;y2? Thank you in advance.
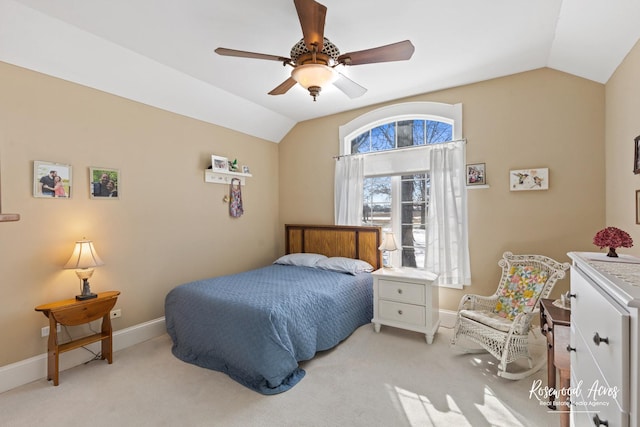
568;252;640;427
371;267;439;344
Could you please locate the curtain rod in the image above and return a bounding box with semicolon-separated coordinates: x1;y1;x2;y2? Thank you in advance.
333;138;467;160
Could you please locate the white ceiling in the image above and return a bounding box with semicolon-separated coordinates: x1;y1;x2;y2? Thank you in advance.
1;0;639;143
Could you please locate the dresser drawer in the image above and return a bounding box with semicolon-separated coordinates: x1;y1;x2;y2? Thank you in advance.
572;267;629;403
378;279;425;305
570;367;628;427
572;325;626;413
571;375;629;427
378;300;425;326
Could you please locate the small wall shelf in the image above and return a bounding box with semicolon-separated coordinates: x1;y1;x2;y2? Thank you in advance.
0;213;19;222
467;185;490;190
204;170;252;186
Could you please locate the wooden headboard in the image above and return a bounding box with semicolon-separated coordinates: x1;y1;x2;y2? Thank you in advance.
285;224;382;270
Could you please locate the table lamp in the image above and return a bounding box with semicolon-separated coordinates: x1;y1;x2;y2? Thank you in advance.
378;232;398;268
64;239;104;300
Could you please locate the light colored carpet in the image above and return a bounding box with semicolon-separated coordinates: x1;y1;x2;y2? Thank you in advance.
0;325;559;426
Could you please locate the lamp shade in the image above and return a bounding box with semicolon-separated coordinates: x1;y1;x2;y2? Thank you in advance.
63;239;104;269
378;232;399;252
291;64;337;89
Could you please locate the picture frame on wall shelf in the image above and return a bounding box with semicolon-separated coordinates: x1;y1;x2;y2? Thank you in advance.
211;155;229;172
509;167;549;191
33;161;72;198
242;165;251;174
90;167;120;199
634;135;640;174
466;163;486;186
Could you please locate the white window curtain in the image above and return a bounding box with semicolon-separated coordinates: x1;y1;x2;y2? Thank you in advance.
425;141;470;287
334;155;364;225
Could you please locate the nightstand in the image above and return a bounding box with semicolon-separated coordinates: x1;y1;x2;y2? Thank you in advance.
371;267;439;343
35;290;120;386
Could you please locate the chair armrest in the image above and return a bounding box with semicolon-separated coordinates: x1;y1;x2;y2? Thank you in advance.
458;294;498;311
511;309;539;334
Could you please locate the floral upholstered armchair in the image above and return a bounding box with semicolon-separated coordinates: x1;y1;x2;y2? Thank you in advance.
450;251;570;379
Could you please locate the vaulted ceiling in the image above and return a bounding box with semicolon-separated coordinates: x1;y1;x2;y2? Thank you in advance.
1;0;639;142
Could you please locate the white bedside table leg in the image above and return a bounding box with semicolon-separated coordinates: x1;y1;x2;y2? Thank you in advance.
425;333;434;344
374;323;381;333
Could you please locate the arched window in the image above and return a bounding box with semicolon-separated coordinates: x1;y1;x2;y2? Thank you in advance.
339;101;462;155
336;102;469;288
350;119;452;154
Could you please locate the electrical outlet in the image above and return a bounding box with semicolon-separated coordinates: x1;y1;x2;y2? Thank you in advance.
110;309;122;319
41;325;61;337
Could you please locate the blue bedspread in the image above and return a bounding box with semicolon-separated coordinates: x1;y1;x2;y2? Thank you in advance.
165;264;373;394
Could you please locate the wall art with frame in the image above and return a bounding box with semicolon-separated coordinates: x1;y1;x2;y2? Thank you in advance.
33;161;72;198
509;167;549;191
466;163;486;186
90;167;120;199
634;135;640;174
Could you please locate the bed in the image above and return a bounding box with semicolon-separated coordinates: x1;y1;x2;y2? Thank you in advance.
165;224;382;394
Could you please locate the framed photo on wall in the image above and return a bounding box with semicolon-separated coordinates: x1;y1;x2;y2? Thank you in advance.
466;163;486;186
211;155;229;172
90;167;120;199
33;161;72;198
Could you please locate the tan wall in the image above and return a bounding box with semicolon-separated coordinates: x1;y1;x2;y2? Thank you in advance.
0;62;280;366
605;39;640;253
279;68;605;311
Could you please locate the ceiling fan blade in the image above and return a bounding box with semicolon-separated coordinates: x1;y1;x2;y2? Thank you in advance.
294;0;326;52
215;47;290;63
333;72;367;99
268;77;297;96
337;40;415;66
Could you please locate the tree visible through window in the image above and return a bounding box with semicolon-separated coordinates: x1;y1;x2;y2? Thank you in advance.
357;119;452;268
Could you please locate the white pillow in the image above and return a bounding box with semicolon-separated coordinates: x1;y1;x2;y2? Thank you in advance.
273;253;327;267
315;257;374;275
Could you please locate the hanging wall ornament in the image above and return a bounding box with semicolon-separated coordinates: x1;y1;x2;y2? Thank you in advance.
229;178;244;218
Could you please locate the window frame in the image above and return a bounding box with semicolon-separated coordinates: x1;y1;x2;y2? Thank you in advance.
339;102;463;272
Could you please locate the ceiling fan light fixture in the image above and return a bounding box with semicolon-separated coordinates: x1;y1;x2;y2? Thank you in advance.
291;63;336;100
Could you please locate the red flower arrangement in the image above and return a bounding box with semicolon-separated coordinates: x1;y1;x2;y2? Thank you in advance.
593;227;634;257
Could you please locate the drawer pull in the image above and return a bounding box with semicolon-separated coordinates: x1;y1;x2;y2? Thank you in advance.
566;345;576;352
568;293;576;299
397;310;403;315
397;289;403;294
592;414;608;426
593;332;609;346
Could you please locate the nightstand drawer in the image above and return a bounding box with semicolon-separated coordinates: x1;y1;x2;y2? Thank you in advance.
378;279;425;305
379;300;425;326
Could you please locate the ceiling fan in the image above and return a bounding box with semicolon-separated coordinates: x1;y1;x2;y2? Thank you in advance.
215;0;415;101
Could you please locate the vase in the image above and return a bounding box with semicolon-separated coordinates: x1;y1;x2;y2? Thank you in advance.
607;247;618;257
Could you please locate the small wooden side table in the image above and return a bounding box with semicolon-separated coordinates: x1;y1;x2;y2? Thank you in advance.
35;291;120;386
540;298;571;427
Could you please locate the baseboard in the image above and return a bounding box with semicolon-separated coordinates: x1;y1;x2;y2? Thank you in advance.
0;317;166;394
439;309;458;329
